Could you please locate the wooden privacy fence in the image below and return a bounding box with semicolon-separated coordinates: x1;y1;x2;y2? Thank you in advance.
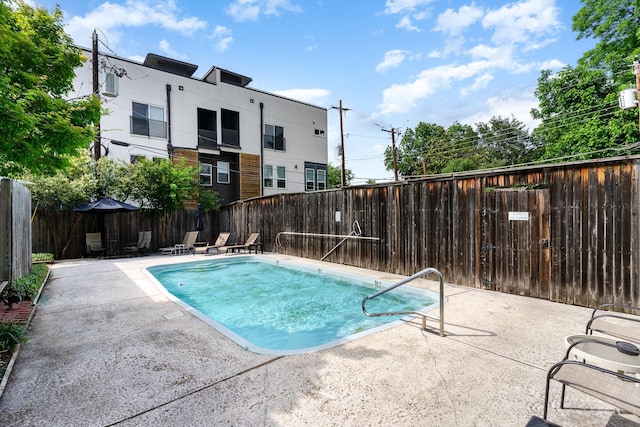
219;156;640;308
0;178;32;282
29;156;640;308
32;209;220;260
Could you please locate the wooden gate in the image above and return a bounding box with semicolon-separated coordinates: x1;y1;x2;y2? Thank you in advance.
480;187;551;298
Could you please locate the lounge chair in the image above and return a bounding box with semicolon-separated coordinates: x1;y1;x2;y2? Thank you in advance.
543;337;640;421
160;231;199;255
585;303;640;344
220;232;261;254
124;231;152;256
85;232;105;258
194;232;231;255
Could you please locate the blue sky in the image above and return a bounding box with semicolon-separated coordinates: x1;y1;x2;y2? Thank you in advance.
31;0;596;183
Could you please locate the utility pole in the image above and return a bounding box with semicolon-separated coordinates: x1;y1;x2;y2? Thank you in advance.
92;29;101;161
635;60;640;131
330;100;350;187
381;126;400;181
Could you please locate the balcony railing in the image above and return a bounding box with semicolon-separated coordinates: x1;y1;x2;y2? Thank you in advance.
222;128;240;146
130;116;167;138
198;129;218;149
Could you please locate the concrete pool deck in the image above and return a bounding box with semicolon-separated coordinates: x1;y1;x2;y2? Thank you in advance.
0;253;638;426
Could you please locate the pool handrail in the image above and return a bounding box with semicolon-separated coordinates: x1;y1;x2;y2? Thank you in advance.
362;267;445;337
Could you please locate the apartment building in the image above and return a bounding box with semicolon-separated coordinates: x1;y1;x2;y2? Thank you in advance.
72;48;329;204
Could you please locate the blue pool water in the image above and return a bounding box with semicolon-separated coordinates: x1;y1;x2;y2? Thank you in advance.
146;256;441;355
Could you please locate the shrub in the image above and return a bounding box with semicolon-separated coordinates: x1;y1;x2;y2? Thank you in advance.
11;264;48;300
0;322;28;354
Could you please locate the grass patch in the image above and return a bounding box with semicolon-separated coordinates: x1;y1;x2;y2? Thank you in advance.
11;264;48;301
32;253;53;263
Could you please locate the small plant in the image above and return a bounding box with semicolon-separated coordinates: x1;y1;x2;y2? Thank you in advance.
11;264;49;301
0;322;28;354
32;253;54;263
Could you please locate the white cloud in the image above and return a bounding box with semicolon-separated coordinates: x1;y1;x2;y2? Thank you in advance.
384;0;433;31
158;39;187;59
226;0;302;22
273;88;331;105
434;5;483;36
376;50;409;73
539;59;565;70
383;0;433;15
64;0;206;49
210;25;234;52
464;93;540;130
225;0;261;21
396;16;421;32
482;0;560;46
377;61;493;115
459;73;494;97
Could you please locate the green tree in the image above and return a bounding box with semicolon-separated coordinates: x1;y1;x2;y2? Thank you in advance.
28;157;96;258
475;116;536;167
128;158;220;244
384;123;449;177
0;1;100;177
572;0;640;76
327;164;353;188
531;66;638;160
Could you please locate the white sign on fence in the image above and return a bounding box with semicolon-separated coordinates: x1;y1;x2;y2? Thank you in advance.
508;211;530;221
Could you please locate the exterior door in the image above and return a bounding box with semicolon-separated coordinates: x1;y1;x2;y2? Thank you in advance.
480;188;551;298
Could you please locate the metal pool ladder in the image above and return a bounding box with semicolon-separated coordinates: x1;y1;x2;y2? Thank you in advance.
362;267;445;336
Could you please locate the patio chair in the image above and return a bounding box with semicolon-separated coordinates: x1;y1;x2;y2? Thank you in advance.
220;232;261;254
160;231;199;255
85;232;105;258
194;232;231;255
543;337;640;421
585;303;640;344
124;231;152;256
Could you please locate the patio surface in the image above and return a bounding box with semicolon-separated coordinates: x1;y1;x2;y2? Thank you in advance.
0;253;639;426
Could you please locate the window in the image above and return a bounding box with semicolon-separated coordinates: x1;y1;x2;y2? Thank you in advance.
264;124;285;151
314;129;325;137
305;168;315;191
304;162;328;191
198;108;217;148
276;166;286;189
217;161;230;184
200;163;213;186
264;165;285;188
316;169;327;190
263;165;273;188
221;109;240;146
131;102;166;138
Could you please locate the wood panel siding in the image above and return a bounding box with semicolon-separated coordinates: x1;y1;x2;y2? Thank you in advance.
172;148;199;209
240;153;261;200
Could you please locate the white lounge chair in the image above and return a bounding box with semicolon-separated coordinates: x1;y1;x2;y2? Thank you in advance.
160;231;199;255
194;232;230;255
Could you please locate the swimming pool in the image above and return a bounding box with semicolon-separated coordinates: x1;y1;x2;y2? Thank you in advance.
145;256;442;355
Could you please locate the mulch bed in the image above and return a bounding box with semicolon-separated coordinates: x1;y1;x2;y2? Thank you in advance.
0;300;34;323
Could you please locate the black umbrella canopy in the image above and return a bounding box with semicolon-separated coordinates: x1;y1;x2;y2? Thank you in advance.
74;198;139;213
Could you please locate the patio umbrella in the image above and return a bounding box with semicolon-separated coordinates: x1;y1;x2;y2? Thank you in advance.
74;198;139;213
195;203;204;231
74;198;140;256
